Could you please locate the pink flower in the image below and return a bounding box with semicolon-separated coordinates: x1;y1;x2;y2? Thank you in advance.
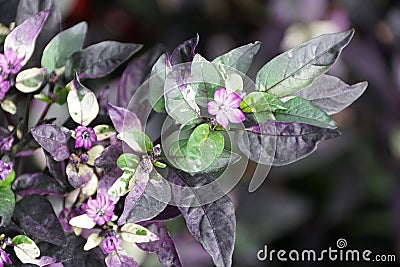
0;75;10;101
84;194;115;225
0;48;25;74
207;88;245;128
102;236;121;254
75;126;97;150
0;248;12;267
0;161;12;181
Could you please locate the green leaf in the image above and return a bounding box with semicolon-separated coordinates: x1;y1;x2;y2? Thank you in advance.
168;139;217;173
186;124;224;160
253;111;276;123
41;22;87;71
153;161;167;169
190;54;224;104
168;124;225;173
0;187;15;226
202;150;241;174
149;54;167;113
213;41;261;75
117;130;153;153
240;92;286;113
54;87;68;105
164;60;202;124
15;67;46;93
256;29;354;97
274;96;337;128
12;235;33;245
34;93;53;104
117;153;140;171
0;169;15;188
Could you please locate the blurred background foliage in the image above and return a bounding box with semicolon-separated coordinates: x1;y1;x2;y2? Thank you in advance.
22;0;400;266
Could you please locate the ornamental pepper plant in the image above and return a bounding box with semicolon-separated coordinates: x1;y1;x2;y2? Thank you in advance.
0;1;367;267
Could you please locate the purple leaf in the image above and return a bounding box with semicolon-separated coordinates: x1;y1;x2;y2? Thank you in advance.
236;121;340;166
44;151;68;188
38;234;106;267
169;34;199;65
37;256;57;266
137;222;182;267
13;195;67;246
118;170;170;225
66;163;93;189
16;0;62;67
31;124;70;161
108;104;142;133
98;175;120;203
94;142;123;176
117;45;164;108
0;127;13;152
295;74;368;115
5;9;50;66
12;173;65;196
168;171;236;267
152;205;182;222
105;251;138;267
98;79;120;114
118;161;151;225
65;41;142;80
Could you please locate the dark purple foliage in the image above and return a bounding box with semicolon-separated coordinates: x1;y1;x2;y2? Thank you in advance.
16;0;61;67
118;169;150;225
65;41;142;79
118;170;170;224
12;195;67;246
12;173;65;196
117;45;164;108
237;121;341;166
94;142;123;177
151;205;182;222
295;74;368;115
38;234;106;267
169;34;199;65
31;124;70;161
137;222;182;267
168;171;236;267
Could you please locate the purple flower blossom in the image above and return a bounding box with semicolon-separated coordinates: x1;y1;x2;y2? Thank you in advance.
0;248;12;267
0;136;13;151
207;88;245;128
75;126;97;150
0;75;10;101
0;161;12;181
84;194;115;225
102;236;121;254
0;48;25;74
